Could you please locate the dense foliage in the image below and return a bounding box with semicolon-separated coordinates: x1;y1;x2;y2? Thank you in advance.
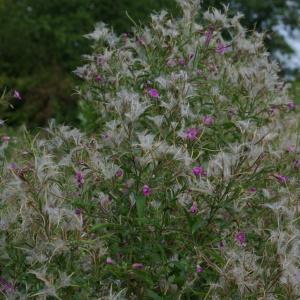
201;0;300;55
0;0;179;126
1;0;299;127
0;0;299;298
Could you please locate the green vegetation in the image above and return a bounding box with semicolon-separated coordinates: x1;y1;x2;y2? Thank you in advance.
0;0;299;128
0;0;179;126
1;1;300;298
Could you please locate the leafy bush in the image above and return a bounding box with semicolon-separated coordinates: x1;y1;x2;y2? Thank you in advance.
0;0;299;298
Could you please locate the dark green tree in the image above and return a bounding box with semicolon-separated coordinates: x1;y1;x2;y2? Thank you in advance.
0;0;179;126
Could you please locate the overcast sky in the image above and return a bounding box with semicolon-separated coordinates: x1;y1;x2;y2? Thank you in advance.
276;25;300;70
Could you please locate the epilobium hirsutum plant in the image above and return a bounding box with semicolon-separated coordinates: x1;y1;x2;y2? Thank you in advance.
1;0;299;298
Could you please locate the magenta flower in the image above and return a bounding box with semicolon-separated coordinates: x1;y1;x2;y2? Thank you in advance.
192;166;204;176
202;115;215;126
75;171;84;187
75;208;83;216
97;57;106;65
248;187;257;193
1;135;10;142
142;184;151;196
269;106;276;115
178;58;186;65
287;102;296;110
294;159;300;167
219;240;225;249
184;127;199;140
132;262;144;269
10;163;17;169
235;231;246;246
115;169;124;177
196;264;203;273
204;29;213;46
216;41;230;55
148;88;159;98
274;174;288;184
95;75;102;82
190;201;198;214
0;277;14;292
106;257;114;265
13;90;22;100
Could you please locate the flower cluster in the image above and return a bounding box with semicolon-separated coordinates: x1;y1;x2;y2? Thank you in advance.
0;0;298;299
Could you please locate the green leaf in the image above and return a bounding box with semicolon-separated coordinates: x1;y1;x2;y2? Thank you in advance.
90;223;118;232
136;193;146;224
145;289;162;300
191;217;205;235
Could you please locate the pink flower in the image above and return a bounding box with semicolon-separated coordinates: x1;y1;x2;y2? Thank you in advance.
148;88;159;98
196;265;203;273
178;58;186;65
13;90;22;100
219;240;225;249
202;115;215;126
142;184;151;196
1;135;10;142
137;37;146;46
235;231;246;246
75;208;83;216
294;159;300;167
97;57;107;65
216;41;230;55
274;174;288;184
95;75;102;82
106;257;114;265
10;163;17;169
190;201;198;214
192;166;204;176
195;69;202;76
287;145;296;152
75;171;84;187
166;59;177;67
0;276;14;292
287;102;296;110
132;262;144;269
247;187;257;193
115;169;124;177
204;29;213;46
184;127;199;140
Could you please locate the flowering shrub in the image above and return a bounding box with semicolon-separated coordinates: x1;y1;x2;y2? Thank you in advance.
1;0;299;299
